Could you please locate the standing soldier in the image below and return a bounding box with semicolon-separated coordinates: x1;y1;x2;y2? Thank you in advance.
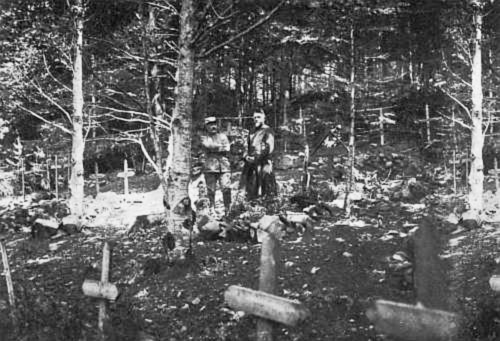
201;116;232;216
240;110;277;199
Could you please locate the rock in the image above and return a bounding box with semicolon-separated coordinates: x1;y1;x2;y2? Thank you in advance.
60;215;81;234
458;210;482;230
256;215;286;239
127;214;164;235
31;218;59;239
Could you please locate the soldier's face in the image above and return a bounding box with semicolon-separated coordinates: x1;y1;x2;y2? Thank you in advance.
253;115;265;128
206;123;217;133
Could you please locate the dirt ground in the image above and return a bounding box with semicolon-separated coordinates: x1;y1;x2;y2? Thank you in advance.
0;169;500;341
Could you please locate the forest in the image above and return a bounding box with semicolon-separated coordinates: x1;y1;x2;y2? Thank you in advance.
0;0;500;340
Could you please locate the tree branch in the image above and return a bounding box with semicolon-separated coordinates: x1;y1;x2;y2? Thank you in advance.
93;105;171;128
147;1;178;15
197;0;285;58
436;110;471;130
42;54;72;92
31;80;73;124
17;105;73;135
440;88;472;121
441;50;472;88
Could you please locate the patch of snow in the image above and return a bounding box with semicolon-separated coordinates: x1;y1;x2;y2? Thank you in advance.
134;289;149;299
400;203;426;212
448;235;467;247
26;256;62;265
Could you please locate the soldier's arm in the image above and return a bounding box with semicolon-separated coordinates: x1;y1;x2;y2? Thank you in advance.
220;134;230;152
264;130;275;155
201;136;218;150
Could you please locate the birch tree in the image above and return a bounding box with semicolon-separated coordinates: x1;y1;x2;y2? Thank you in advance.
439;0;493;215
68;0;85;218
468;1;485;214
166;0;196;241
166;0;286;252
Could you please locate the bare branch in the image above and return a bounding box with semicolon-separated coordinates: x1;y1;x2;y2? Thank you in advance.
440;88;472;121
441;50;472;88
31;80;74;124
147;1;178;15
483;109;492;134
117;134;160;174
91;73;145;110
92;105;146;117
91;132;161;174
93;105;171;128
17;105;73;135
198;0;285;58
42;54;72;92
115;48;178;65
210;1;236;20
436;110;471;130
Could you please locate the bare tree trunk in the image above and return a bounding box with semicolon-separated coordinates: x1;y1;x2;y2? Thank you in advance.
167;0;195;252
425;103;431;143
344;24;356;216
408;19;414;86
236;49;243;126
68;0;85;220
142;4;166;191
379;108;384;146
469;9;484;214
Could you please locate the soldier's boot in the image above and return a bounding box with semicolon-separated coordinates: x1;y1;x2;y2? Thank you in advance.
207;189;216;216
223;189;232;216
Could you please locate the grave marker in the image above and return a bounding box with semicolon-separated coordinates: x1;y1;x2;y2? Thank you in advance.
367;300;460;341
55;155;59;200
0;240;15;308
117;159;135;197
367;217;460;340
82;242;119;338
224;230;310;340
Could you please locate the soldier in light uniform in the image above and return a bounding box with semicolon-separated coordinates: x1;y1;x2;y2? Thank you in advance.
240;110;277;199
201;116;232;216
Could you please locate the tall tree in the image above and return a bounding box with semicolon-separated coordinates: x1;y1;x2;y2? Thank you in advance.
167;0;196;245
166;0;285;253
439;0;495;215
468;0;485;214
68;0;85;218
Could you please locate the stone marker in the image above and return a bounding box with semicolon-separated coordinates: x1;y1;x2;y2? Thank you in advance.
366;300;460;341
413;217;451;310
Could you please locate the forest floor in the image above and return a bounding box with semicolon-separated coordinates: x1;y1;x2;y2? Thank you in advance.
1;154;500;340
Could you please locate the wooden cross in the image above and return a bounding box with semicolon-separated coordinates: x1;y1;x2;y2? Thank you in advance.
0;240;15;308
117;159;135;197
225;231;310;341
82;242;119;338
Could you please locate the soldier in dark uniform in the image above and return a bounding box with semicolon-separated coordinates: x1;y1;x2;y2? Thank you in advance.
200;117;232;216
240;111;277;199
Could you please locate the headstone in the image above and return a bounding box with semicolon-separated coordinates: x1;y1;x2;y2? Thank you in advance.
412;217;451;310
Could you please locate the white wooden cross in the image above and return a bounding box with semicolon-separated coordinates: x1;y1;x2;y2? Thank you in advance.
82;242;119;338
117;159;135;197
